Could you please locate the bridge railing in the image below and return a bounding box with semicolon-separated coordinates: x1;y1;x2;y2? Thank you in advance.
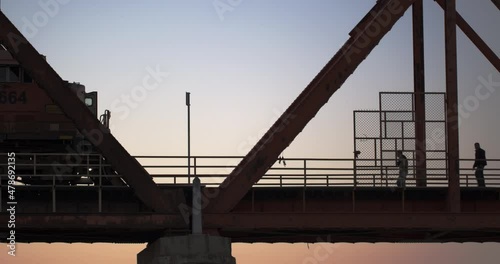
1;154;499;213
136;156;500;188
0;153;499;188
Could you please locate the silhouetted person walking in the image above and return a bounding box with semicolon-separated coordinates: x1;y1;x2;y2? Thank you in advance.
396;150;408;188
473;142;487;187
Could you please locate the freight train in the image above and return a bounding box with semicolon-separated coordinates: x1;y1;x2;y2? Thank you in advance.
0;47;120;186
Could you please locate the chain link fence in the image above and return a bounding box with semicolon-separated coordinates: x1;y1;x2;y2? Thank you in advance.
354;92;446;187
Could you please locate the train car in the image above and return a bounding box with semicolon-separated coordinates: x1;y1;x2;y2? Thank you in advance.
0;47;114;185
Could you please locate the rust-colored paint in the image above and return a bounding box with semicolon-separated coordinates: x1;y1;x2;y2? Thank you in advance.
413;0;427;187
207;0;417;213
443;0;461;213
435;0;500;72
204;212;500;230
0;12;172;212
1;212;499;243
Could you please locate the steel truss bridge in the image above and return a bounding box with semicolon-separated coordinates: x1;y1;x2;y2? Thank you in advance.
1;0;500;244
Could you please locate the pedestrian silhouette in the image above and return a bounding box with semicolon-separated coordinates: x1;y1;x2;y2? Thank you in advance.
473;142;487;187
396;150;408;188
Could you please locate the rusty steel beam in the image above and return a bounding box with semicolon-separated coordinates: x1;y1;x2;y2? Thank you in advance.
0;12;171;212
435;0;500;72
2;214;186;229
207;0;416;213
413;0;427;187
226;233;500;243
444;0;461;213
205;213;500;230
2;212;500;231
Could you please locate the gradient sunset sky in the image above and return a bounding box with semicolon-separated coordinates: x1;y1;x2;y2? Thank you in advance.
1;0;499;263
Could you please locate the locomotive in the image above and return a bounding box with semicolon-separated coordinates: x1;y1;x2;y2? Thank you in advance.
0;47;119;185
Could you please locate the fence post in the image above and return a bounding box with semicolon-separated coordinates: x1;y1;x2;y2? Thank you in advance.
303;159;307;187
192;157;197;184
354;162;357;188
303;159;307;212
385;166;389;187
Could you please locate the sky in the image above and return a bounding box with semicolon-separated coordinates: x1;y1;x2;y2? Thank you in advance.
0;0;499;263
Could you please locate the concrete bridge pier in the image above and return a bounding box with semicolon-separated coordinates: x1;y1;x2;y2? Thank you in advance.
137;173;235;263
137;234;236;264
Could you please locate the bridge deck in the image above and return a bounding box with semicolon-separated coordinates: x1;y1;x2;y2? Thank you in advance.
1;185;500;243
2;185;499;214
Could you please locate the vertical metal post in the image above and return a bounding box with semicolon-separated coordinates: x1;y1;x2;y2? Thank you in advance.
186;92;202;234
192;176;202;234
303;159;307;187
444;94;449;185
303;159;307;212
394;138;398;186
384;112;388;138
413;0;427;187
401;121;405;150
379;94;384;184
353;111;357;185
385;167;389;187
193;157;197;184
186;92;191;185
445;0;461;212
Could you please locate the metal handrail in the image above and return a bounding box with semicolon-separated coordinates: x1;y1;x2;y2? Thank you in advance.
1;153;500;188
1;153;499;214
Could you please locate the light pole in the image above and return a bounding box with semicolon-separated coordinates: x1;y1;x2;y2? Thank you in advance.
187;92;202;234
186;92;191;183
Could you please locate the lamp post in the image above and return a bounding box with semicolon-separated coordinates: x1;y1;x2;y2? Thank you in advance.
187;92;202;234
186;92;191;183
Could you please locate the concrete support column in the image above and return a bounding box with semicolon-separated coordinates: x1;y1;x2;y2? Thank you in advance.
137;235;236;264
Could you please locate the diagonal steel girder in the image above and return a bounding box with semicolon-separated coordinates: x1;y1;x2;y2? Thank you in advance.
0;11;172;212
491;0;500;10
206;0;416;213
2;212;500;243
435;0;500;72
